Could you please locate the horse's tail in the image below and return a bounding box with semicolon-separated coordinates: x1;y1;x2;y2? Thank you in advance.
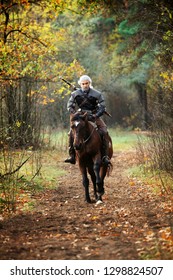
106;161;113;177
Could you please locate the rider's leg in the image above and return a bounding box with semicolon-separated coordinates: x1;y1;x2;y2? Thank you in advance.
101;132;111;165
64;130;76;164
95;118;110;165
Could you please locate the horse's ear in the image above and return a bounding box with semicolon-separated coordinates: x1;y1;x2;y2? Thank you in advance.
70;113;74;122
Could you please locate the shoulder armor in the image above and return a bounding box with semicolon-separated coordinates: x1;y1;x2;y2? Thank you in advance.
71;89;82;97
88;88;101;98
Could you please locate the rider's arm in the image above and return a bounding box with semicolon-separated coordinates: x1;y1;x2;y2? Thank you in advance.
95;92;106;118
67;92;76;113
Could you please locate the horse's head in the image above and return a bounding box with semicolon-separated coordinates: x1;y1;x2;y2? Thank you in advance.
70;111;88;150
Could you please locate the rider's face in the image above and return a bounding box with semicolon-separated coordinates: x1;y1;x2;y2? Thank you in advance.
80;80;90;91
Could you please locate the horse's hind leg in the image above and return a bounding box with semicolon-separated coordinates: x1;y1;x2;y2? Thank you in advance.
93;162;104;201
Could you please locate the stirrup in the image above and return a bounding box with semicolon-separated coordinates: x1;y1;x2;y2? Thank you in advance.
64;157;76;164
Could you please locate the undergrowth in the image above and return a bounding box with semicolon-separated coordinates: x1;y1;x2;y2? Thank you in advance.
0;149;66;215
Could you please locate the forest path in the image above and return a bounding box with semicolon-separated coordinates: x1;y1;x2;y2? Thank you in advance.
0;149;173;260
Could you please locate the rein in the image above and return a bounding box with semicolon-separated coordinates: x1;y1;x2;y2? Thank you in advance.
83;125;96;144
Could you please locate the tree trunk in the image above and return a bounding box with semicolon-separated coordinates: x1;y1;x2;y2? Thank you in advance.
135;82;149;130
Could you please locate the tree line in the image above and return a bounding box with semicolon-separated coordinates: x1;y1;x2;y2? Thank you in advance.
1;1;173;134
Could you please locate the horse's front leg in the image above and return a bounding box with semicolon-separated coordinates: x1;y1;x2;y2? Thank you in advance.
93;158;104;201
79;162;91;203
88;165;97;201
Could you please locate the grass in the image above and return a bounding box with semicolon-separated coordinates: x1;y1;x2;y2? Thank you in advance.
0;148;66;214
127;163;173;195
43;127;140;152
43;128;68;152
109;128;139;151
44;127;139;152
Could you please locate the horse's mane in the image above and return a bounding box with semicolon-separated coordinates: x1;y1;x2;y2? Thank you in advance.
70;111;89;122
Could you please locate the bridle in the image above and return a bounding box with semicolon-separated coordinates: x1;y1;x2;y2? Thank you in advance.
71;111;97;148
83;126;96;144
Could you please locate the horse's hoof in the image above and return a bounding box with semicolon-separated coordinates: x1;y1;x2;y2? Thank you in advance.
95;200;103;205
85;199;92;203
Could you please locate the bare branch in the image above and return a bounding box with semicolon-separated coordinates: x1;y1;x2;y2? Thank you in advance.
0;155;32;179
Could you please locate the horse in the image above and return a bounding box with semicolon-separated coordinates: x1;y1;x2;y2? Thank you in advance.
70;111;113;203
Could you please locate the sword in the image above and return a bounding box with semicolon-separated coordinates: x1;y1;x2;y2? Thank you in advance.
59;76;79;90
104;111;112;118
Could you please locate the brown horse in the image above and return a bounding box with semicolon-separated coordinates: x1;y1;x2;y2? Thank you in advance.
70;111;113;203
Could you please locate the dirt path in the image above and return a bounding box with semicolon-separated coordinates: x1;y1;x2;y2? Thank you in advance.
0;150;173;260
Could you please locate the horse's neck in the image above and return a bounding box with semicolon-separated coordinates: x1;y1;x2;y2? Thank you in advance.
83;121;101;150
82;122;96;142
83;122;91;137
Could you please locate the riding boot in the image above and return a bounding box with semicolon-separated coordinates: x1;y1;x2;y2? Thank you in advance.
102;133;111;165
64;131;76;164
